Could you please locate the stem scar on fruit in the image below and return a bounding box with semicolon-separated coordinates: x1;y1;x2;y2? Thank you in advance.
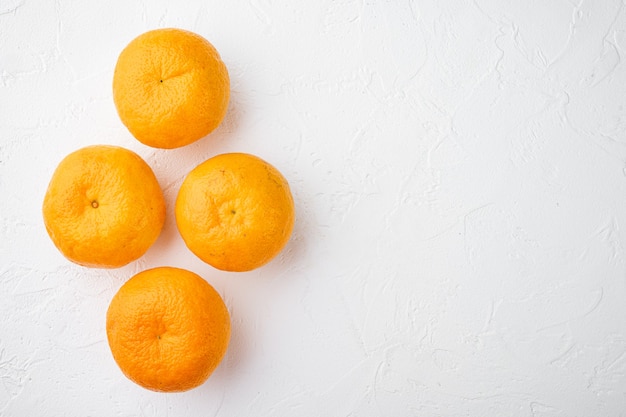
91;200;99;208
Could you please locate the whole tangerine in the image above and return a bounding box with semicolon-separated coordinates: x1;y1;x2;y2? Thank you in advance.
106;266;231;392
175;153;295;272
112;28;230;149
42;145;166;268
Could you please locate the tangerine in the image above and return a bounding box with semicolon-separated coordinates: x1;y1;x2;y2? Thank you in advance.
42;145;166;268
112;28;230;149
106;266;230;392
175;153;295;272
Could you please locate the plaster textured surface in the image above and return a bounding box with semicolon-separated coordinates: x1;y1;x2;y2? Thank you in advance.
1;1;626;416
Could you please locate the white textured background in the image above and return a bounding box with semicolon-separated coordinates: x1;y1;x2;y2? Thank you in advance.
1;0;626;416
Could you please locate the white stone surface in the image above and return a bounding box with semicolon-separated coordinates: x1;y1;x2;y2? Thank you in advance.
1;0;626;415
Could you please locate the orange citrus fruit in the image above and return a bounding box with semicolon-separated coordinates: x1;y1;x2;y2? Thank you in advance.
42;145;166;268
106;266;230;392
175;153;295;272
112;28;230;149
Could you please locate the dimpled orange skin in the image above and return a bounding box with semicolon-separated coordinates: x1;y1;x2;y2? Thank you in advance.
175;153;295;272
106;267;231;392
42;145;166;268
113;28;230;149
